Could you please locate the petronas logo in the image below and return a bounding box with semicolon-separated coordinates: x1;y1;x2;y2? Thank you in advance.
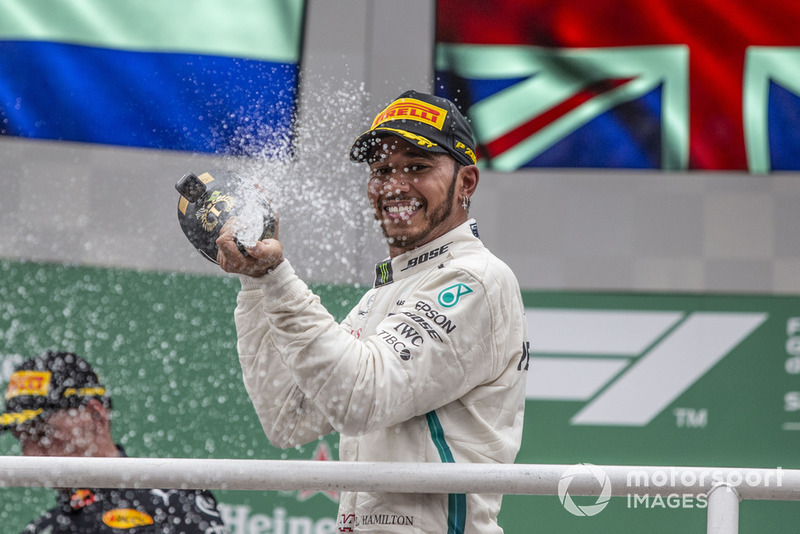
438;283;472;308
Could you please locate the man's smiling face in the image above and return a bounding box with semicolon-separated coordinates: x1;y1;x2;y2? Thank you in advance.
367;137;466;257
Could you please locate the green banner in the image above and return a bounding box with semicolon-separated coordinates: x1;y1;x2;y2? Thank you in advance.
0;261;797;532
504;292;799;532
0;260;349;533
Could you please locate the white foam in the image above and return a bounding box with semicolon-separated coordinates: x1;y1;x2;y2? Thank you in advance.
212;76;385;284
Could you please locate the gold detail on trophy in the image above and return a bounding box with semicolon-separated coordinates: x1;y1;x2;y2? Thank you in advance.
196;191;235;232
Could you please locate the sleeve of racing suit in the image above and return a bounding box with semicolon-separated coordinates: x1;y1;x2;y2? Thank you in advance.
236;258;513;440
236;261;335;448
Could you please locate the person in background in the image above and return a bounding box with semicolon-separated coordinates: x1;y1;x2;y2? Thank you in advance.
0;350;228;533
216;90;529;533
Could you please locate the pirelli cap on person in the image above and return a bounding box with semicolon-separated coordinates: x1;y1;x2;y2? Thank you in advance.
350;90;478;167
0;351;111;431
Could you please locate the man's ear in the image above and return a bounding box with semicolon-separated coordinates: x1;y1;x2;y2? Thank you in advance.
459;164;479;198
84;399;110;427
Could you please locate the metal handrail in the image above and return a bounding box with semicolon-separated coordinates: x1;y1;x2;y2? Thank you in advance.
0;458;796;533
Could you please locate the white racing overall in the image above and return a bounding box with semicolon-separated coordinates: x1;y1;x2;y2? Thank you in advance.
235;220;529;533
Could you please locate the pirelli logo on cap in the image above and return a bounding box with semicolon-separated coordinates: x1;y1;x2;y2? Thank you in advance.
5;371;51;400
64;387;106;398
371;98;448;131
456;141;477;165
0;409;44;426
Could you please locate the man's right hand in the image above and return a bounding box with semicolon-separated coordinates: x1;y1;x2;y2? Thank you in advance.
216;218;284;278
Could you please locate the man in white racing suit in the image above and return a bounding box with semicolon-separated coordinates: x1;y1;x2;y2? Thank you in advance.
217;90;529;533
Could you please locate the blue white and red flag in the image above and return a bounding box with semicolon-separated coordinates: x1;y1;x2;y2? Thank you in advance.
0;0;305;156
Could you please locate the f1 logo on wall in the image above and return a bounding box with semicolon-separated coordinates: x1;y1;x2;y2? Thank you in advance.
525;309;767;426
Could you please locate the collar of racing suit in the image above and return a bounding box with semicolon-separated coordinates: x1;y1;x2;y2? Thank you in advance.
373;218;481;288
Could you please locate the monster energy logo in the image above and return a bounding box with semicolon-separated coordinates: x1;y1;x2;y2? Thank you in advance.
374;260;393;287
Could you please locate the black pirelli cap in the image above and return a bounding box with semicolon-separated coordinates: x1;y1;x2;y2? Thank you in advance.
350;90;477;167
0;351;110;431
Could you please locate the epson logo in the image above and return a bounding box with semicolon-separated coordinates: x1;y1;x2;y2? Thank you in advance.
525;309;767;426
414;301;457;334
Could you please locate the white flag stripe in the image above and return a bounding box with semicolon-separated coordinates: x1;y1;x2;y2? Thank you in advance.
526;357;631;400
570;312;767;426
527;309;683;355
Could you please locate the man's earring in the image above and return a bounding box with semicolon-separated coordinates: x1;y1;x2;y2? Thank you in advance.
461;196;469;210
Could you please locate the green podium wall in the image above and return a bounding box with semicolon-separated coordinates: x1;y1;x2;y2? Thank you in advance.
0;260;797;532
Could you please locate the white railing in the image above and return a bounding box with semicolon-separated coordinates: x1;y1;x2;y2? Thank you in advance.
0;457;797;533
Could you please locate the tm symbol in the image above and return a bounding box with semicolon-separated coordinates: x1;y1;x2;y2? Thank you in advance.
673;408;708;428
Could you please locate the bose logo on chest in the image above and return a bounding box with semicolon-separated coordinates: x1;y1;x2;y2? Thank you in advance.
401;243;451;271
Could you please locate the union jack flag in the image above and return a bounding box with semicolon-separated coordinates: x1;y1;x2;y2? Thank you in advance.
435;0;800;172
